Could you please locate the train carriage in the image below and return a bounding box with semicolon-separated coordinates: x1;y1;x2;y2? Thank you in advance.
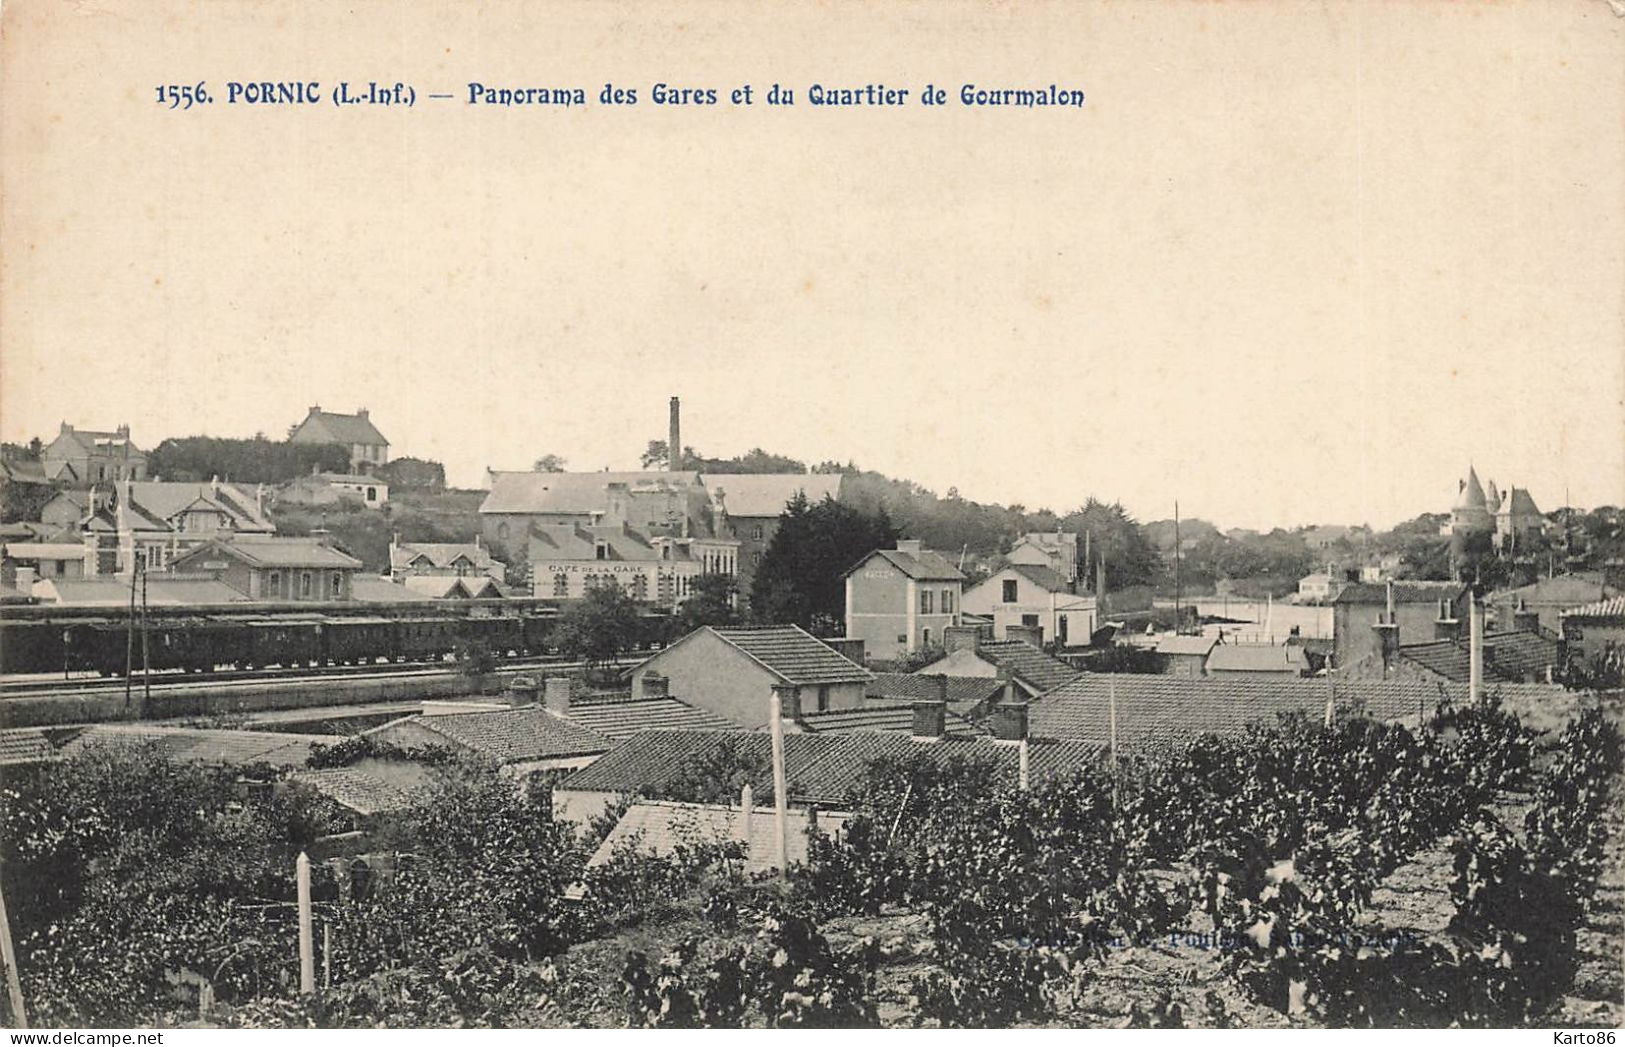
321;615;397;666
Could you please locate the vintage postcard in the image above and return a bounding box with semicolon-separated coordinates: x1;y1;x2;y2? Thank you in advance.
0;0;1621;1036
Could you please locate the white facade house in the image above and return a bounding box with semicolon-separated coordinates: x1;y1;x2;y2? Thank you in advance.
961;563;1096;647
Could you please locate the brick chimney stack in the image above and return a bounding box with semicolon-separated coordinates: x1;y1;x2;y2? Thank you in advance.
668;397;681;472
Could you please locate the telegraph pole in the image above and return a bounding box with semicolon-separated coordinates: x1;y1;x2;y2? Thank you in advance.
140;555;151;703
1173;501;1182;634
0;860;27;1028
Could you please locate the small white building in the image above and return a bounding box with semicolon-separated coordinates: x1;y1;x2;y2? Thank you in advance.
961;563;1096;647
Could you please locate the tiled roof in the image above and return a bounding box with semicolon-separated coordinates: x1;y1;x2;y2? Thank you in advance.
1334;581;1467;605
974;640;1081;692
587;800;853;878
556;729;1100;807
1206;644;1311;674
1399;631;1561;684
0;728;57;765
1563;595;1625;619
563;696;739;739
481;471;699;515
794;704;984;737
708;626;874;686
867;673;1004;714
60;726;342;767
1005;563;1072;593
295;409;388;446
852;548;966;582
706;474;843;518
1028;674;1502;750
377;707;611;764
290;767;419;816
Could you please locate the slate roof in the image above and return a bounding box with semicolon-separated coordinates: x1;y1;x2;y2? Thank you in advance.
390;542;499;573
1399;631;1562;684
867;673;1004;714
1155;635;1218;658
289;767;419;816
401;574;505;599
529;523;669;562
1005;563;1072;593
706;473;843;518
481;471;700;515
181;537;362;570
294;409;388;446
0;728;57;765
793;704;984;737
373;707;611;764
1028;674;1510;750
704;626;874;686
556;729;1101;807
59;726;343;767
350;576;436;603
971;640;1080;692
37;577;251;606
587;800;852;878
124;482;274;533
1334;581;1467;605
1563;595;1625;619
1206;644;1311;674
563;695;739;739
850;547;966;582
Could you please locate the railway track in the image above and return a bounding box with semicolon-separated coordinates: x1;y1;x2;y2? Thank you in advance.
0;655;642;698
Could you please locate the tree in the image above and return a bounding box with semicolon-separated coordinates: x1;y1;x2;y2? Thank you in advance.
552;585;642;667
640;440;699;471
375;456;447;490
676;572;739;633
532;455;568;473
148;436;349;484
750;493;900;634
1061;499;1162;590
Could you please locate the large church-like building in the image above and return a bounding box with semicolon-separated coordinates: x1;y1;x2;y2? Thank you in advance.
1442;466;1546;554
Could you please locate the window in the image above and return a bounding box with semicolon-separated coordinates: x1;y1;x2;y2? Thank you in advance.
631;574;649;601
497;522;510;540
1002;579;1019;603
817;685;831;712
942;588;955;613
595;542;609;561
922;627;932;647
920;589;934;614
300;571;312;598
267;570;280;594
366;487;377;502
331;571;343;594
752;524;764;541
1022;614;1040;628
553;573;569;597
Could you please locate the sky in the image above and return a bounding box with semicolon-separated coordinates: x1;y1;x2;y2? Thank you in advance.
3;0;1622;532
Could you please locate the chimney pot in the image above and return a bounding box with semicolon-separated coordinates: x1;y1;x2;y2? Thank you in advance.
771;683;801;721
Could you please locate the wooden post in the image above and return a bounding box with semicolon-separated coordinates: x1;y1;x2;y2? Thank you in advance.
0;864;27;1029
1108;677;1120;809
322;921;331;990
1018;737;1030;792
124;568;135;709
1469;597;1484;705
140;563;150;704
768;686;791;877
297;852;315;994
736;782;753;844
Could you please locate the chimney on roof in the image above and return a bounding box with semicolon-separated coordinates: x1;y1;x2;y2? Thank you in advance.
911;701;948;741
944;624;980;655
357;408;368;420
896;538;923;556
60;422;72;434
310;405;321;416
668;397;681;473
996;663;1020;705
772;683;801;722
935;674;949;702
1004;623;1043;649
822;636;865;666
991;702;1030;742
544;676;572;715
210;475;220;496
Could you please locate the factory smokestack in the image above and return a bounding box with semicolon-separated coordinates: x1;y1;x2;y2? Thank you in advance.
668;396;681;472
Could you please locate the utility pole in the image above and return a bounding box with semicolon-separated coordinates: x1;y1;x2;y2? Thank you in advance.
768;685;792;878
297;852;315;994
1173;501;1182;635
140;556;150;704
124;559;136;710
